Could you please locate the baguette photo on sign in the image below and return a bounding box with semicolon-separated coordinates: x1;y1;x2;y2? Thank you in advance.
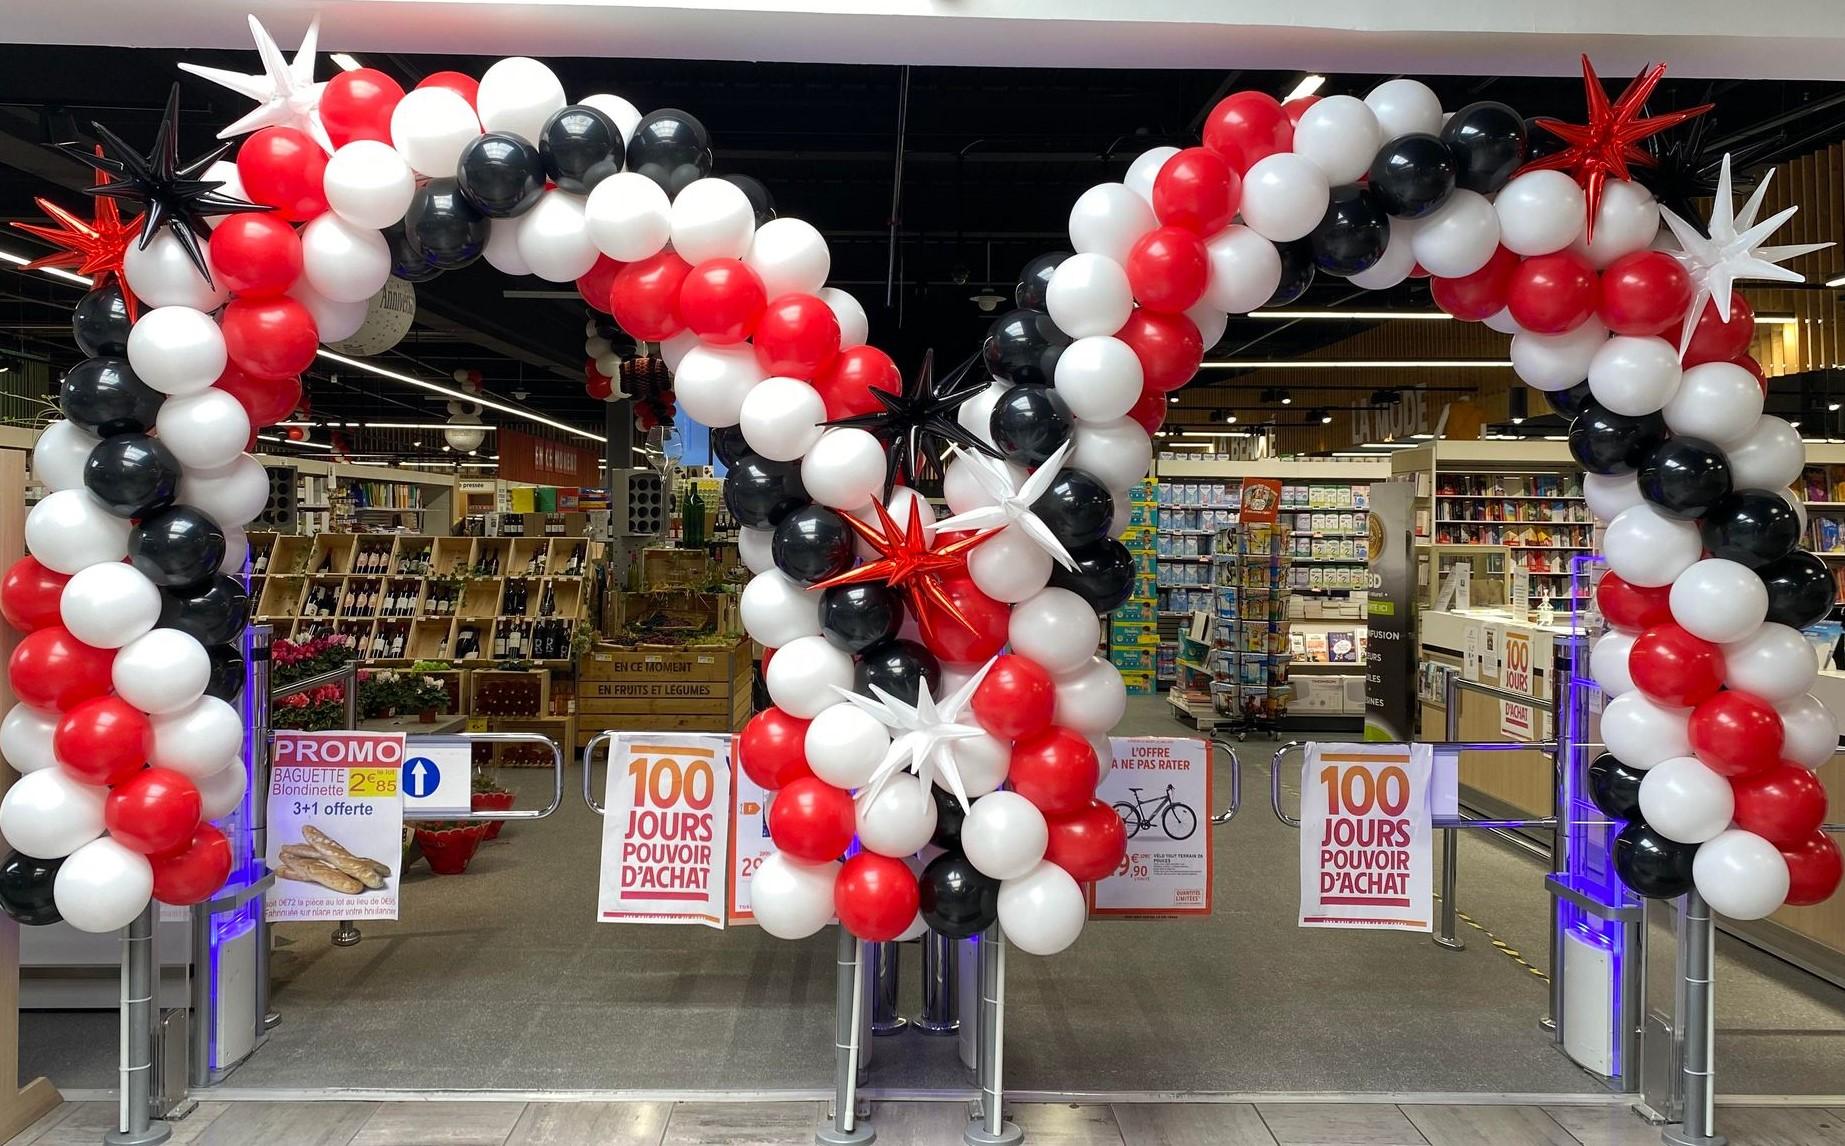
274;825;392;896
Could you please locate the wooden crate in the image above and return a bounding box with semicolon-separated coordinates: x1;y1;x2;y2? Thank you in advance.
610;589;738;639
472;668;551;717
577;639;752;735
639;547;709;590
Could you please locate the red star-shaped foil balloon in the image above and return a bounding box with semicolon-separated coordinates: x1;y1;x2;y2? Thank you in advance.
10;152;145;315
812;495;997;634
1520;55;1712;242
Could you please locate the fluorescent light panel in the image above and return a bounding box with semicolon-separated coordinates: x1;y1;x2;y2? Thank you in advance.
1284;74;1326;101
330;53;363;71
279;420;498;432
256;434;332;451
317;350;604;443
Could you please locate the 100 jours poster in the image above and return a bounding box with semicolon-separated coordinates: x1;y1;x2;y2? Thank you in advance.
266;731;406;922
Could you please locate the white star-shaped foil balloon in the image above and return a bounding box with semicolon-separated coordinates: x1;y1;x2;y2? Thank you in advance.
178;15;334;153
1660;153;1832;359
933;439;1078;570
833;657;997;812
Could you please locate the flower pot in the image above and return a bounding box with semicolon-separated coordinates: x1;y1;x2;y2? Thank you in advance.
414;824;488;874
418;708;437;724
471;789;516;839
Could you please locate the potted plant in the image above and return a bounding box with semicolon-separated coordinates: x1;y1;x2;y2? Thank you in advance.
471;766;515;839
410;820;488;875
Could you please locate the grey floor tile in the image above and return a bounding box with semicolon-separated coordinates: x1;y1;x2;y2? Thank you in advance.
12;1102;229;1146
1008;1103;1125;1145
1401;1106;1575;1146
1256;1103;1428;1146
4;1103;75;1146
1537;1106;1661;1146
196;1101;378;1146
1718;1107;1845;1145
660;1102;820;1146
861;1102;975;1145
349;1101;527;1146
504;1102;670;1146
1112;1102;1277;1145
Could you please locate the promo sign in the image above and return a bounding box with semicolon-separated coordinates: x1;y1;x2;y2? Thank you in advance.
1091;737;1212;917
266;731;405;922
1499;629;1536;741
597;733;733;927
727;763;775;925
1299;742;1433;932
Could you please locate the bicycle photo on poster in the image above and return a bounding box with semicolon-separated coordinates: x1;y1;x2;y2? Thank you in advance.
1112;783;1199;840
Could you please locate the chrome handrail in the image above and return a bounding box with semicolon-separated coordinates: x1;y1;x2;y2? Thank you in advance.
581;728;618;815
444;732;565;821
1268;740;1562;830
1209;740;1241;824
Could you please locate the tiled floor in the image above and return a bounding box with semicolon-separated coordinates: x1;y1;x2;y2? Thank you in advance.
9;1101;1845;1146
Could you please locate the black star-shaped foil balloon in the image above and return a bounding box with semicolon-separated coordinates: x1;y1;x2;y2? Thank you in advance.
58;83;267;283
823;348;1003;496
1637;92;1779;239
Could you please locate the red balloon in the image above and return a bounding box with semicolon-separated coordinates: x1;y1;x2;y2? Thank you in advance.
1781;832;1844;907
835;852;919;942
813;345;900;420
576;255;625;314
1430;246;1519;321
1151;147;1240;236
971;655;1057;741
0;556;70;633
1115;309;1204;393
1731;763;1828;848
1045;798;1129;882
753;294;841;380
236;127;329;222
1628;623;1725;708
1008;727;1100;816
1682;293;1755;367
916;575;1009;664
208;214;303;299
1280;96;1321;126
1688;691;1785;778
738;707;813;790
9;626;115;712
54;697;152;787
585;370;614;401
1597;250;1692;336
1731;354;1768;394
1507;250;1600;335
319;69;406;149
150;823;233;906
416;71;480;107
221;297;319;379
609;251;691;342
767;776;856;863
212;363;301;429
678;259;767;345
1597;572;1674;633
104;766;202;855
1203;91;1292;173
1125;226;1209;314
1126;387;1168;435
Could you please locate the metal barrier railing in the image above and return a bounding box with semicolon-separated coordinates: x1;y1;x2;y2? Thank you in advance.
1209;740;1242;824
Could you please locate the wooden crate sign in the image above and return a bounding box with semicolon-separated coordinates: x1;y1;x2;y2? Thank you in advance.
578;642;749;683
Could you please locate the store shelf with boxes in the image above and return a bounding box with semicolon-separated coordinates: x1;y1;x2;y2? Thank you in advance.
250;454;458;537
1107;480;1160;694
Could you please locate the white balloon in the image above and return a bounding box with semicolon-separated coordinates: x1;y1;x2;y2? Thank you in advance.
764;635;854;718
1009;587;1101;675
805;705;890;789
820;288;869;350
1494;170;1586;256
1239;153;1331;243
1670;559;1768;645
1780;487;1809;535
956;381;1009;451
1571;180;1661;269
738;526;776;576
966;526;1054;604
739;376;826;462
962;791;1048;881
196;756;250;821
0;769;105;859
1046;253;1134;339
199;161;247;229
1070;417;1153;492
1124;146;1180;204
585;171;672;262
324;139;417;230
1589;631;1636;696
675;343;765;429
299;213;390;303
154;389;248;472
944;454;1021;515
1053;657;1127;735
0;705;61;775
126;307;226;396
1482;306;1527;337
287;279;368;343
669;178;757;265
1723;417;1805;492
25;489;131;574
579;93;643;144
1364;78;1444;138
1053;336;1143;422
481;219;532;276
219;525;248;576
1693;829;1789;920
945;734;1011;798
1108;489;1132;539
1068;183;1157;264
1186;300;1228;351
1584;472;1644;522
1409;188;1500;278
660;328;701;373
1723;622;1818;703
1775;694;1839;770
1291;95;1382;184
475;56;566;145
802;428;887;510
857;781;937;857
1203;225;1281;315
55;836;154;933
1509;313;1611;393
1587;335;1682;416
32;420;99;493
59;562;160;649
1600;693;1692;770
997;859;1086;956
1346;217;1421;290
1603;503;1702;588
179;454;271;529
389;86;481;178
750;852;838;939
113;627;210;715
515;191;599;282
1662;362;1764;445
1639;756;1736;844
740;570;822;648
745;218;830;299
121;232;228;312
149;696;244;779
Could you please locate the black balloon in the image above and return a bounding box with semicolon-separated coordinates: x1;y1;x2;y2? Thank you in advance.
59;356;163;437
1636;436;1732;520
384;223;440;282
626;109;712;197
919;851;999;939
72;285;133;357
127;506;226;588
1700;489;1802;569
205;643;246;703
982;309;1071;387
819;583;904;653
771;505;854;585
1586;752;1644;821
84;433;180;517
1544;380;1595;419
1757;551;1836;630
1016;251;1072;311
711;424;749;468
0;852;61;927
723;454;808;529
1031;467;1115;549
719;173;776;226
456;132;547;218
405;179;488;271
1048;538;1137;612
541;105;624;194
855;638;941;705
1367;133;1457;218
930;785;965;850
159;575;250;647
1265;239;1315;307
1612;821;1697;900
1308;184;1391;277
1440;101;1529;194
990;385;1073;468
1567;401;1668;475
1523;116;1568;163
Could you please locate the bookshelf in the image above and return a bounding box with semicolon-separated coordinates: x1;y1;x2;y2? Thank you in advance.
1796;462;1845;602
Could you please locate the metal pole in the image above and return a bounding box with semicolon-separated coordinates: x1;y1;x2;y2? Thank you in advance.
249;626;278;1036
816;926;874;1146
963;927;1022;1146
1438;672;1465;951
1663;892;1725;1146
913;931;959;1035
870;941;906;1035
335;659;358;948
105;905;170;1146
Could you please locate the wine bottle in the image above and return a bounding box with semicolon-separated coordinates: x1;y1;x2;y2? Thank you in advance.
457;627;478;658
436;633;449;658
493;625;508;658
541;581;556;616
390;629;406;658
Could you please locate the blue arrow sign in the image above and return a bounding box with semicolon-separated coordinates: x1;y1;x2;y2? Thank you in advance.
404;756;440;800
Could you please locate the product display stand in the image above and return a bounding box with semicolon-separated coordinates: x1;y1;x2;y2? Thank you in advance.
1663;892;1724;1146
964;927;1022;1146
105;904;168;1146
817;926;874;1145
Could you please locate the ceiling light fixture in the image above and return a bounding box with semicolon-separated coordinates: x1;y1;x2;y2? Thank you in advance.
1359;442;1416;449
317;349;605;443
1256;310;1452;321
330;52;363;71
256;434;332;451
1284;74;1326;101
278;420;498;432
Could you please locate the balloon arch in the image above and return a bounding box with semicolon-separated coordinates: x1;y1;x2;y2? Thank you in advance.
0;22;1839;945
